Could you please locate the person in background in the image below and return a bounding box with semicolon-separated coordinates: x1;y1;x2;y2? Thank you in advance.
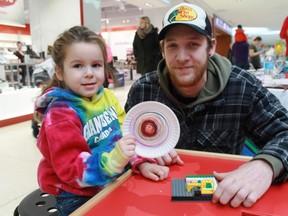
232;25;250;70
249;36;265;70
226;43;234;64
280;16;288;59
133;16;161;76
34;26;136;215
125;2;288;208
13;41;26;86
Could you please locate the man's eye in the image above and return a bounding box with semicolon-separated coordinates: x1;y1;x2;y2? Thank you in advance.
189;43;199;48
167;44;177;49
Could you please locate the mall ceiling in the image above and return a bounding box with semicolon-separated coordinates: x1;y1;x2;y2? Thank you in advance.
24;0;288;44
101;0;287;30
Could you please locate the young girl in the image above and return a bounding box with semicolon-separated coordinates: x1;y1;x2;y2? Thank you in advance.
34;26;137;215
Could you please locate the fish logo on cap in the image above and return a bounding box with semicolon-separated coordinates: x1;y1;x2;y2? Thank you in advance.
167;6;198;23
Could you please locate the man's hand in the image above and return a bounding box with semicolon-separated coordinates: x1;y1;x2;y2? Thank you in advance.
212;160;273;207
155;149;184;166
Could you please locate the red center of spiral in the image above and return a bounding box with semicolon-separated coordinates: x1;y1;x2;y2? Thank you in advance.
141;120;157;137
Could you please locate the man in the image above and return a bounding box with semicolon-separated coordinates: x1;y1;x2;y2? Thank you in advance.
125;2;288;208
249;36;265;70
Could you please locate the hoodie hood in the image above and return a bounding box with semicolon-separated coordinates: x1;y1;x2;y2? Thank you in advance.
157;53;231;108
234;29;248;42
35;86;104;119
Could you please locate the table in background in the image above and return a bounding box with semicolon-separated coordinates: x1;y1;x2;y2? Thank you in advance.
71;150;288;216
268;88;288;110
264;78;288;110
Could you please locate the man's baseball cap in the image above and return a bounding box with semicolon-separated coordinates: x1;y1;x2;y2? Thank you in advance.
158;2;212;41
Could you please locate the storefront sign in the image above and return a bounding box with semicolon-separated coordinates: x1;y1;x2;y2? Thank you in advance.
214;17;232;35
0;0;25;27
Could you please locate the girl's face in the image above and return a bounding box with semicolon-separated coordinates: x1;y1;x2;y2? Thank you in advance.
55;42;105;98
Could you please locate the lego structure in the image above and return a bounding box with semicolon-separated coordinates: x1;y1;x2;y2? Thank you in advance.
172;175;217;201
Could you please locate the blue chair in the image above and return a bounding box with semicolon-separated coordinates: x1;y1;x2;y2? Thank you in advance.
241;139;259;156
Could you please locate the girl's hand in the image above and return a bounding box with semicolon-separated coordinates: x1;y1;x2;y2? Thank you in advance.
138;162;169;181
117;134;136;159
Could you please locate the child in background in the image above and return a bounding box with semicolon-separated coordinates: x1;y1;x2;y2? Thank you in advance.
34;26;137;215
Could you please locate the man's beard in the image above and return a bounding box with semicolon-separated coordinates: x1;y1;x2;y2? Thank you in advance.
169;62;207;88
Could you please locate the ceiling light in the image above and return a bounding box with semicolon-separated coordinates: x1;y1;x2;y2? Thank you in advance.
145;3;153;7
119;2;125;11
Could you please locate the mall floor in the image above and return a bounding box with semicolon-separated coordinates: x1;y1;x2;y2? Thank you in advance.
0;77;138;215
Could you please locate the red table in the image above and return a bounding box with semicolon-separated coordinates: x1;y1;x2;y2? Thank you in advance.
71;150;288;216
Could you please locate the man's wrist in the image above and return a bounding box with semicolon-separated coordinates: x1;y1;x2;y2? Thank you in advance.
252;154;284;180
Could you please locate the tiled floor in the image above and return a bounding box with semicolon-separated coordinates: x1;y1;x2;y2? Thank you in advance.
0;76;137;215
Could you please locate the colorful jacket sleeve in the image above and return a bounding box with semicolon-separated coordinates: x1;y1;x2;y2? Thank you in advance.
130;155;157;174
38;105;127;189
98;93;129;176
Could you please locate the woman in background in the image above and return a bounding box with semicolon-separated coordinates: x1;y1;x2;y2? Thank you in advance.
133;16;161;76
14;41;26;85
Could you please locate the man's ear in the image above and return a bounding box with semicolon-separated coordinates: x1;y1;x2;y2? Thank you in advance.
54;66;64;81
209;38;217;57
160;40;165;59
162;50;165;59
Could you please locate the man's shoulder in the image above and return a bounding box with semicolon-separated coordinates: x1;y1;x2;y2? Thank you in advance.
230;66;258;84
133;71;159;86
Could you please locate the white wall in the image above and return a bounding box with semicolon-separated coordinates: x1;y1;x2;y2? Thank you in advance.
28;0;81;54
102;30;135;60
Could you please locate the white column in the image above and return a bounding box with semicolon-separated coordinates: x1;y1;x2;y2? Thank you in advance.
28;0;81;55
82;0;101;33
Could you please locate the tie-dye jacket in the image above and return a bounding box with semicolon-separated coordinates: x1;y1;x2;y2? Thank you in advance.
35;86;130;196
